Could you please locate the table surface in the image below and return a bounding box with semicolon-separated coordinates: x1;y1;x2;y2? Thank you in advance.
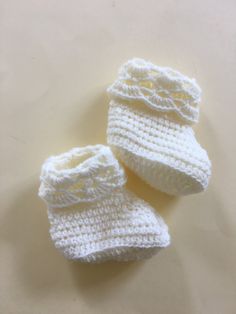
1;1;236;313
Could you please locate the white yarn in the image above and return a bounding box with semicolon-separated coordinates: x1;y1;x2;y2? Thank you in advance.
39;145;170;262
107;58;211;195
108;57;201;124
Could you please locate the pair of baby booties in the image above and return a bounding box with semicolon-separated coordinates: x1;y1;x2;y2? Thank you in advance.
39;58;211;263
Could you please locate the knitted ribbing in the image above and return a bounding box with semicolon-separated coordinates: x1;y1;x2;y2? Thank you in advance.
107;58;211;195
39;145;170;262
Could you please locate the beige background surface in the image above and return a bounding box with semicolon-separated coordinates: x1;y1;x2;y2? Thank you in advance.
1;0;236;313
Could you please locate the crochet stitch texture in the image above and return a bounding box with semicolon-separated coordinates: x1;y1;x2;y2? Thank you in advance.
39;145;170;262
107;58;211;195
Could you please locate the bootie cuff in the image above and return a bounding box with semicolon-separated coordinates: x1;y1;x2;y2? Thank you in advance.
107;58;201;124
39;145;126;208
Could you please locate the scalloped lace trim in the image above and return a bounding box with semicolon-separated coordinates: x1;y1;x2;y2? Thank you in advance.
107;58;201;124
39;145;126;208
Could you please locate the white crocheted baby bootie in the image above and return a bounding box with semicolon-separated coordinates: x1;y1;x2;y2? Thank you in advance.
107;58;211;195
38;145;170;262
